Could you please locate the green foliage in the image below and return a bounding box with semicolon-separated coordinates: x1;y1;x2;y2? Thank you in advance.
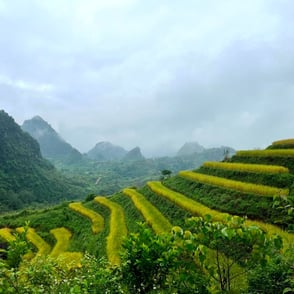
0;254;123;294
247;251;294;294
273;195;294;231
184;216;283;292
6;223;31;268
164;176;291;229
120;223;209;293
0;110;85;212
230;153;294;174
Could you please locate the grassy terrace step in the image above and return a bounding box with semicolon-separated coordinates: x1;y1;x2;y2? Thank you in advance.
94;196;127;265
69;202;104;234
123;188;172;234
272;139;294;146
203;161;289;174
50;227;72;258
236;149;294;157
147;181;294;250
16;227;51;255
179;171;289;197
197;166;294;188
147;181;229;222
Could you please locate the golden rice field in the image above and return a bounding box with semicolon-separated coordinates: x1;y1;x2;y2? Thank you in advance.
147;181;294;250
69;202;104;234
272;138;294;146
236;149;294;157
49;227;72;258
16;227;51;255
94;196;128;265
123;188;172;234
0;228;15;242
203;161;289;174
179;171;289;197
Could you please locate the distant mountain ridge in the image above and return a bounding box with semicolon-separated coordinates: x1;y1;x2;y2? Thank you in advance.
22;116;83;164
124;146;145;161
177;142;205;156
176;142;235;158
0;110;83;211
87;141;127;161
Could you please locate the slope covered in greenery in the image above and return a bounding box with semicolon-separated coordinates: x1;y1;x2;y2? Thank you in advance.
0;110;86;211
0;139;294;292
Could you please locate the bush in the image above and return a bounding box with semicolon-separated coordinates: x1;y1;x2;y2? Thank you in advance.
248;252;294;294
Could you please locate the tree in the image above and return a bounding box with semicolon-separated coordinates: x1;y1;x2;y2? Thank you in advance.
181;215;283;292
160;169;172;180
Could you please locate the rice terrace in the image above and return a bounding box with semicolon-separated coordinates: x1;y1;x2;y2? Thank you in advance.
1;139;293;293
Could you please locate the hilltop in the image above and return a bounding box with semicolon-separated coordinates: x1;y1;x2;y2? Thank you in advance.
22;116;83;164
86;141;127;161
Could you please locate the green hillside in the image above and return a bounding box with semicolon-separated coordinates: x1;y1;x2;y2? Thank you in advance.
0;140;293;293
0;110;87;211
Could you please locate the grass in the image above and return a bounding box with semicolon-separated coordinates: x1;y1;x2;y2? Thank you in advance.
69;202;104;234
94;196;128;265
16;227;51;255
123;188;172;234
49;227;72;258
0;227;15;242
272;139;294;146
203;161;289;174
147;181;230;222
179;171;289;197
147;181;294;250
236;149;294;157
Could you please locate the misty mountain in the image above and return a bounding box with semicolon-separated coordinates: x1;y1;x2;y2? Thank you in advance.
22;116;83;164
86;141;127;161
176;142;205;156
0;110;84;211
124;147;145;161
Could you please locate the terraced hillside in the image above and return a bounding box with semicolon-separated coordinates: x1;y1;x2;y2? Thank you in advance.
1;140;294;292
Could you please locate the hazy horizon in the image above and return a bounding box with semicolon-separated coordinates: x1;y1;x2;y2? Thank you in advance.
1;1;294;156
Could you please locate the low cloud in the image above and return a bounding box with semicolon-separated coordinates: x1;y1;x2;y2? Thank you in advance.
1;0;294;156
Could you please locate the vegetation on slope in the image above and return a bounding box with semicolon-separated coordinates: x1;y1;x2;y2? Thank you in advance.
1;139;294;292
0;110;86;212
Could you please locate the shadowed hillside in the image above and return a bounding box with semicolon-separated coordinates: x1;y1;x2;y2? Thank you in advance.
0;110;85;211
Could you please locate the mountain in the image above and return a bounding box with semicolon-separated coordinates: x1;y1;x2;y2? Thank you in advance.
87;141;127;161
123;146;145;161
0;110;84;211
22;116;82;164
176;142;205;156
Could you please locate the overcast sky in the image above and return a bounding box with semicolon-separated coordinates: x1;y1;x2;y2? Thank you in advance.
1;0;294;157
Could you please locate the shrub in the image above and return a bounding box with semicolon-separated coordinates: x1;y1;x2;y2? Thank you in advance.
16;227;51;255
120;223;209;293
